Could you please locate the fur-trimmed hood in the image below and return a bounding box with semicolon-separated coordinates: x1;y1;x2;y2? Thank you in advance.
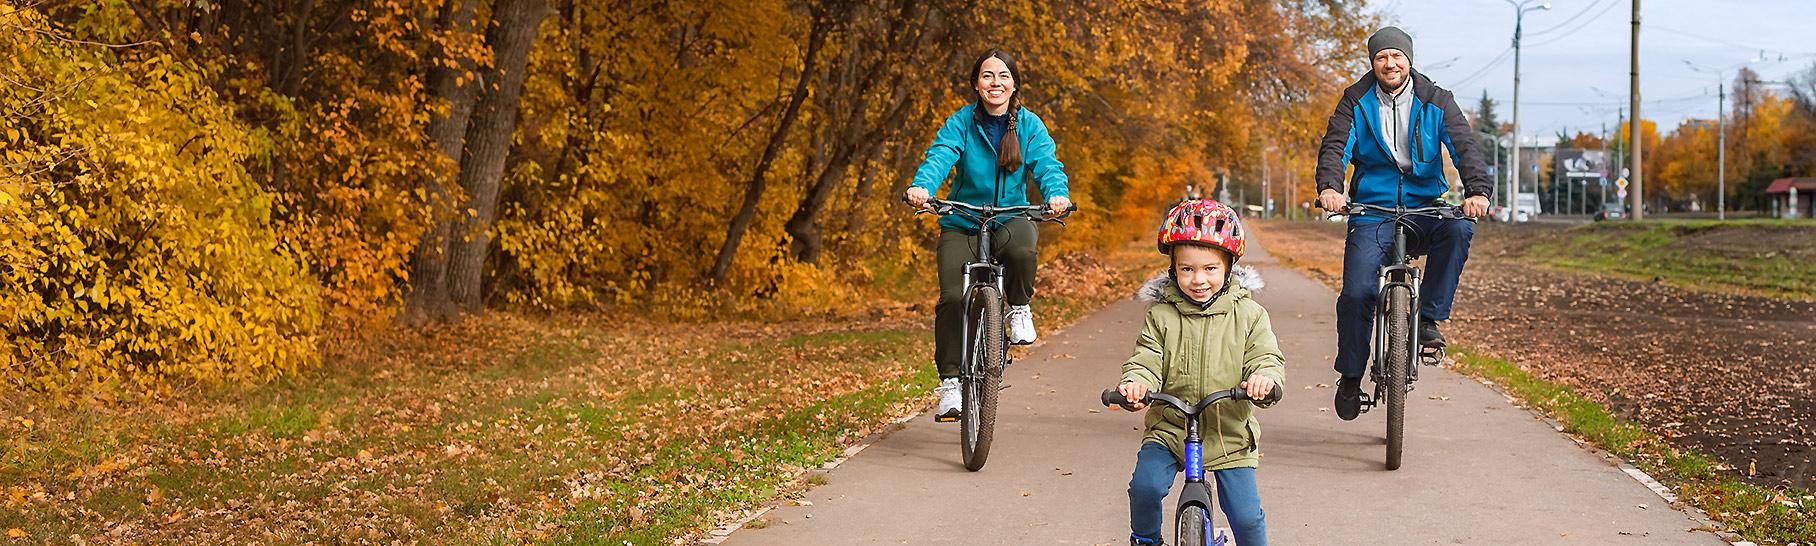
1136;265;1265;304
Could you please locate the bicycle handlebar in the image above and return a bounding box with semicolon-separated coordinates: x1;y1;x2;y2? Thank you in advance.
1100;386;1282;415
903;196;1077;223
1323;202;1477;223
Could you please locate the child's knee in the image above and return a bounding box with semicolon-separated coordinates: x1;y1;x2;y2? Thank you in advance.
1127;474;1170;502
1228;504;1266;529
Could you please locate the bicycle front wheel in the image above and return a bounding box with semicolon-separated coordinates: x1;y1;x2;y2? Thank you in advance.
1176;504;1210;546
1384;284;1413;470
959;285;1004;471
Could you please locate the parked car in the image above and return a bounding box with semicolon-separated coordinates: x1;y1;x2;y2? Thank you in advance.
1594;203;1626;221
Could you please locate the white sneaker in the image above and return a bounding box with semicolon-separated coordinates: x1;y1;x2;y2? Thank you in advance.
1007;305;1036;345
936;378;961;420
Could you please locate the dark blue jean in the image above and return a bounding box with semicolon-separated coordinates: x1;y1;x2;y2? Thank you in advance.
1334;216;1473;379
1128;442;1266;546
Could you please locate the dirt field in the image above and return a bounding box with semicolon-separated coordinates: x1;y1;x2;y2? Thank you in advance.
1248;219;1816;491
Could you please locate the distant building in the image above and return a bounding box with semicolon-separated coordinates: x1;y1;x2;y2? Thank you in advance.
1765;178;1816;219
1682;119;1718;133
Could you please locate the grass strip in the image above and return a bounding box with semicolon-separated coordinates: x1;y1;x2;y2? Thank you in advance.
1526;220;1816;301
1447;345;1816;544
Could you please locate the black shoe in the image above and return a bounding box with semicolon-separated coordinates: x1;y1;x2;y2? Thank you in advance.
1419;318;1447;348
1131;536;1164;546
1335;376;1365;421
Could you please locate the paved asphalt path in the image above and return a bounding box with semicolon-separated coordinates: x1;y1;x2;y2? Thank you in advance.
722;238;1726;545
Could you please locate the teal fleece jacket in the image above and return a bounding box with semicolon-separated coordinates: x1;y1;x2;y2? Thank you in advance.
910;103;1070;233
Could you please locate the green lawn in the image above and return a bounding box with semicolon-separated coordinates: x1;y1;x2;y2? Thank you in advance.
1526;220;1816;300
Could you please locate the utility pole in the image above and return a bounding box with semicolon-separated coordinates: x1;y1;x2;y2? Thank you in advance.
1601;120;1609;206
1717;78;1726;219
1506;1;1552;218
1629;0;1644;220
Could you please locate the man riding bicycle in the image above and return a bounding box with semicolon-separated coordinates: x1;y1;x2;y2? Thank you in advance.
1314;27;1493;421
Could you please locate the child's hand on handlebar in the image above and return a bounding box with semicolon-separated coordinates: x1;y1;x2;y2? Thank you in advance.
1240;373;1276;401
1047;195;1073;217
1117;381;1148;411
905;187;931;208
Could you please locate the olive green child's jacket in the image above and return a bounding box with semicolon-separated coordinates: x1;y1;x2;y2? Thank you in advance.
1120;267;1285;471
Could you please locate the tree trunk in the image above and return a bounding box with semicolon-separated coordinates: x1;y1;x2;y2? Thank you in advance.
706;11;831;287
401;0;479;327
447;0;550;314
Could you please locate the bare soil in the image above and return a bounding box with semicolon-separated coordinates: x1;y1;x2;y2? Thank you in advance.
1248;219;1816;491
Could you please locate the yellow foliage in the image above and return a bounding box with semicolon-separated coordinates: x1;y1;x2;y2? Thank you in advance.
1;4;320;390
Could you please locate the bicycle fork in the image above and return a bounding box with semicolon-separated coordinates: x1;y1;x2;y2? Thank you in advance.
1179;422;1226;546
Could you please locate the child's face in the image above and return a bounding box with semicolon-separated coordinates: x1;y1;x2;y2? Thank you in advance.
1171;244;1229;302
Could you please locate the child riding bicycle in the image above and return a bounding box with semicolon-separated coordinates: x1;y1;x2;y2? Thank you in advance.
1115;200;1283;546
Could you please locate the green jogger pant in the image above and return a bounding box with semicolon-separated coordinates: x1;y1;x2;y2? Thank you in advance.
934;217;1038;379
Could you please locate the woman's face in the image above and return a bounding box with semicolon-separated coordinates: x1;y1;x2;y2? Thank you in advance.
974;56;1015;112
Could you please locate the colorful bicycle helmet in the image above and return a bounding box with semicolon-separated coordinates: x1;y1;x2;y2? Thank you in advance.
1157;199;1245;259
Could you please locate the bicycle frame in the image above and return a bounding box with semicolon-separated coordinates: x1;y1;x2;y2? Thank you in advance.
1370;217;1425;382
958;228;1008;383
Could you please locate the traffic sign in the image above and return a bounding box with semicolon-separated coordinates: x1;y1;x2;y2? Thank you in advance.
1615;178;1628;189
1617;187;1628;199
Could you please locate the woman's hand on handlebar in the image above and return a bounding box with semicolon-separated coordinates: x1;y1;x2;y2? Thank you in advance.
1462;195;1490;219
1117;381;1149;411
1318;189;1348;213
905;187;931;208
1047;195;1073;217
1240;373;1276;401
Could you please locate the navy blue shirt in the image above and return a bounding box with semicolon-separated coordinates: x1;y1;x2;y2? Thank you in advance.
980;109;1009;152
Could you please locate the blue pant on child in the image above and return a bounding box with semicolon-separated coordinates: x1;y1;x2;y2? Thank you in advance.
1128;441;1266;546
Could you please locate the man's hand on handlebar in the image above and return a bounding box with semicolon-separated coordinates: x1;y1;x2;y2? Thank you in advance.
1047;195;1073;218
1462;195;1490;219
1240;373;1276;401
1318;188;1348;213
905;187;932;208
1117;381;1149;411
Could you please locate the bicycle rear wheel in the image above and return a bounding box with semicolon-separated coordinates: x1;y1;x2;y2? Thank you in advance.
1176;504;1210;546
1384;284;1412;470
959;285;1004;471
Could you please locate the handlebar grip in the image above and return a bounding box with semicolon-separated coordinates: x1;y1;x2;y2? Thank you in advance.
1102;388;1135;407
1260;387;1283;404
1064;203;1079;213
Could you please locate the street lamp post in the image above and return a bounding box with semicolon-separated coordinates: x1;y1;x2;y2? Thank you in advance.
1686;58;1770;220
1505;0;1552;217
1262;145;1278;219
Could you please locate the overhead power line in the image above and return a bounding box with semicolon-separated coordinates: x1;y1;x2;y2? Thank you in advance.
1525;0;1624;49
1526;0;1612;37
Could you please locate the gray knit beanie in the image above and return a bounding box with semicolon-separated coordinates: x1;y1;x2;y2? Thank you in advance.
1368;27;1414;66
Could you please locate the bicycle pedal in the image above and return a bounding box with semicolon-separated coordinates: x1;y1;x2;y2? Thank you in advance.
934;414;957;422
999;384;1011;391
1420;347;1446;366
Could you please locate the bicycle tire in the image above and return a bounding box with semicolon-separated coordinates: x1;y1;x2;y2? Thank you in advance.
1176;504;1210;546
959;286;1004;471
1384;284;1412;470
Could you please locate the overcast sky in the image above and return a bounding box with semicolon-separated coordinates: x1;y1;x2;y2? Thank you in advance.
1368;0;1816;145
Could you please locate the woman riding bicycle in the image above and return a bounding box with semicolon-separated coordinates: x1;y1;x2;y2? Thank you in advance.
904;47;1071;420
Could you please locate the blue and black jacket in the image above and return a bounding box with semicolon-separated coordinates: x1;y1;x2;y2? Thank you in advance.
1315;70;1492;223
